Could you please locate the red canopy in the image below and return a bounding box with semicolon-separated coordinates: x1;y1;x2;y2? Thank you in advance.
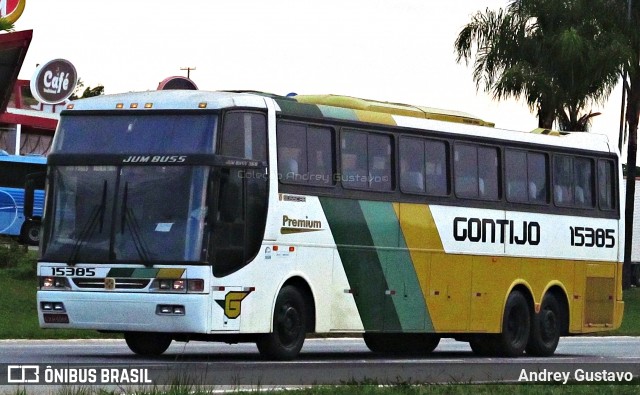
0;30;32;113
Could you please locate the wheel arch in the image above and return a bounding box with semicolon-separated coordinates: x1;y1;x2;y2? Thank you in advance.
540;284;570;336
279;275;317;333
503;282;535;325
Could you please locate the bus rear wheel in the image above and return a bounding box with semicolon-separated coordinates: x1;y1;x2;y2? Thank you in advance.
257;286;307;360
124;332;172;356
526;293;564;356
493;291;530;357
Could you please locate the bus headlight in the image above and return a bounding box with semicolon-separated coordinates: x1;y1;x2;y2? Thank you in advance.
39;277;70;290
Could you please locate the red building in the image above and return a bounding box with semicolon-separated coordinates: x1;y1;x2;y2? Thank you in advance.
0;30;58;156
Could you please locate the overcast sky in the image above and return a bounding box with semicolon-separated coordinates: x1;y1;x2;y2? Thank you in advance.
12;0;625;150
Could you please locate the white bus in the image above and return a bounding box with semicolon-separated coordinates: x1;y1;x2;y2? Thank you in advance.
37;90;624;359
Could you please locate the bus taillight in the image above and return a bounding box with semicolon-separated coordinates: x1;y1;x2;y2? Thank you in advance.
150;279;205;293
188;279;204;293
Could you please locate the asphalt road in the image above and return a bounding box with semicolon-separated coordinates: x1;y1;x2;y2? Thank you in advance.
0;337;638;389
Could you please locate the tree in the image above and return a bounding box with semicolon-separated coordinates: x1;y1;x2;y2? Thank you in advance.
604;0;640;289
454;0;623;131
0;17;14;32
456;0;640;288
69;79;105;100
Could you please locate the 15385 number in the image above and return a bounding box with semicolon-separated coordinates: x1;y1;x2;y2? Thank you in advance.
570;226;615;248
50;267;96;277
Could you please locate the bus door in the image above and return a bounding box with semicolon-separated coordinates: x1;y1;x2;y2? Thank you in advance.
207;164;268;329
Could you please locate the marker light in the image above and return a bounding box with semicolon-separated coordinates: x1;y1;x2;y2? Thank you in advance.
66;104;74;110
130;103;138;109
198;102;207;109
144;103;153;109
116;103;124;109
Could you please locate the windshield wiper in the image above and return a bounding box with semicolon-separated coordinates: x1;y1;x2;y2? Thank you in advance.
120;182;151;265
69;180;108;265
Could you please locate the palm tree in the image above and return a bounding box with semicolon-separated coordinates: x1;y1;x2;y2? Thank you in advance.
0;17;15;32
602;0;640;289
456;0;640;288
454;0;623;131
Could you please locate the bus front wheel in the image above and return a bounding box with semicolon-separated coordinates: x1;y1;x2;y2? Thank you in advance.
124;332;172;356
526;293;564;356
257;286;307;360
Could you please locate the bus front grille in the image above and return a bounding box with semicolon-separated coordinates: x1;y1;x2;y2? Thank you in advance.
71;278;151;289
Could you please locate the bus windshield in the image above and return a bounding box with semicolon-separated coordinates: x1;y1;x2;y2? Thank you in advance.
41;165;209;264
53;114;218;154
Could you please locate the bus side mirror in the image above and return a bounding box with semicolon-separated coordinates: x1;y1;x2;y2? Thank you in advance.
24;172;45;219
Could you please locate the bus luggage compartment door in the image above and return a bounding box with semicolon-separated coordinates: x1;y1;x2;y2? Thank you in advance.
213;286;249;331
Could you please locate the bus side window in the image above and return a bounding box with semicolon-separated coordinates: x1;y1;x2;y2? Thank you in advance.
598;159;615;210
399;137;426;194
425;140;448;196
277;122;307;183
220;112;267;161
341;131;368;189
454;143;479;198
574;157;594;208
368;133;392;191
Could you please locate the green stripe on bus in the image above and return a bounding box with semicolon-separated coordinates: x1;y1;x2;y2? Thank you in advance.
359;201;433;332
274;99;324;119
319;197;401;331
106;268;135;277
317;105;359;121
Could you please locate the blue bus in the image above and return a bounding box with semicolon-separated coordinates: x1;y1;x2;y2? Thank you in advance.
0;153;46;245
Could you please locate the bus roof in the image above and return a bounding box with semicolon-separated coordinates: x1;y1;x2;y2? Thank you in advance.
64;90;616;155
290;94;495;127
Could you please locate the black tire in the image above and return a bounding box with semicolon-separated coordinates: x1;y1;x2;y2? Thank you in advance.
526;293;564;356
414;334;440;354
364;333;440;355
257;286;307;360
20;220;40;246
363;333;389;353
124;332;172;356
469;335;497;356
493;291;531;357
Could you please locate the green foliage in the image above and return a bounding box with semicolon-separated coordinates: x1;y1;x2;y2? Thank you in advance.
69;79;105;100
0;237;36;279
0;17;14;32
616;287;640;335
454;0;625;131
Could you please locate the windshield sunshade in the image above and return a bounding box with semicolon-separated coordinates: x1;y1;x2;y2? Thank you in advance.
53;114;217;154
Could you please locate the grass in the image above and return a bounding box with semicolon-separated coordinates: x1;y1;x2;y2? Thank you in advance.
0;238;118;340
7;383;640;395
616;286;640;335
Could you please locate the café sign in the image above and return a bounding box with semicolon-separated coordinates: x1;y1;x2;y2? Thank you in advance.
30;58;78;105
0;0;26;24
